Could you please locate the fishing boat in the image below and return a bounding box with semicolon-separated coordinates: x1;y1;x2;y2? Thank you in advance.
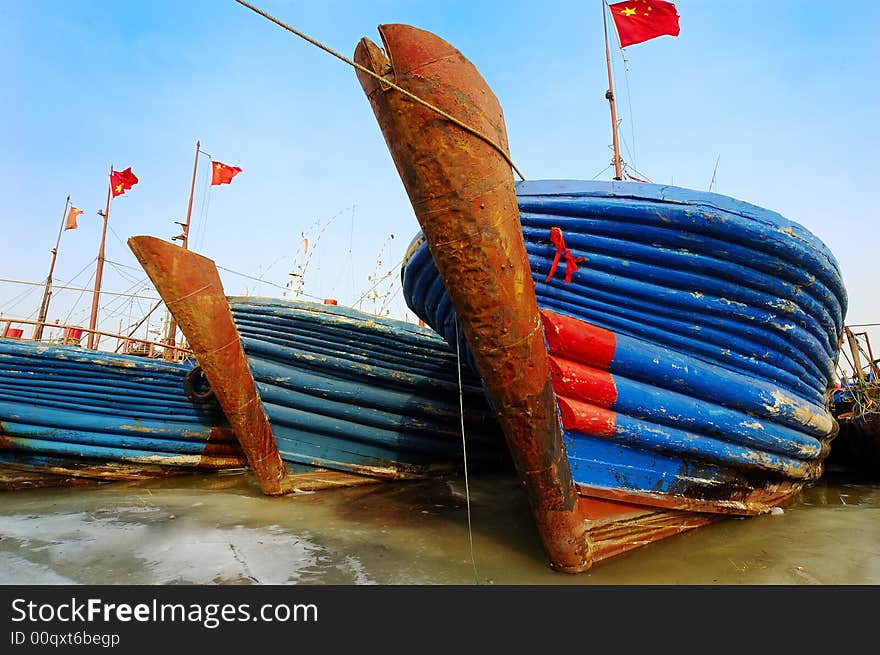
128;235;506;496
0;336;246;490
353;23;846;571
828;327;880;476
0;174;256;490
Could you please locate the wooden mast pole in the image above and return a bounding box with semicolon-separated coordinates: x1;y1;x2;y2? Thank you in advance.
845;326;865;383
603;1;624;180
182;140;200;251
163;140;200;355
33;195;71;341
87;168;113;349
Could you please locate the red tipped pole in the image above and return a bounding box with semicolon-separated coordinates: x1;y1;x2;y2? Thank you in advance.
34;195;71;341
87;168;113;349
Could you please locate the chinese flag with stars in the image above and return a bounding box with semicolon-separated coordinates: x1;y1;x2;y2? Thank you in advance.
211;161;242;186
110;167;139;197
609;0;680;48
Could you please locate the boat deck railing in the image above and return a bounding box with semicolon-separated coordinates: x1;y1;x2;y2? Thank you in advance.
0;317;193;362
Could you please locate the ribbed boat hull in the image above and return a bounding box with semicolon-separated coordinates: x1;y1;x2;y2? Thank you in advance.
403;180;845;513
128;235;507;495
0;339;245;489
355;22;846;570
227;297;506;478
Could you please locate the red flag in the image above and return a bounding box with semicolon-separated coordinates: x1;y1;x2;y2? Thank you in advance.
110;167;139;197
64;206;83;230
211;161;242;186
609;0;680;48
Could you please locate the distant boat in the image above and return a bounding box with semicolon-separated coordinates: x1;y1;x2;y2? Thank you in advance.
354;23;846;571
0;336;245;490
0;185;249;490
828;327;880;476
129;235;506;496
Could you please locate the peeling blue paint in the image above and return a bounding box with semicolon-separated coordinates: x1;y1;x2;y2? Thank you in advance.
228;298;506;477
0;339;241;477
402;180;845;505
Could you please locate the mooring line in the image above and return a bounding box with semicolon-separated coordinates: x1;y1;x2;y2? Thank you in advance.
455;317;480;584
231;0;525;181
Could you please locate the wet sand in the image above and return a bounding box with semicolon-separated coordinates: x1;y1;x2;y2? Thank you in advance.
1;469;877;585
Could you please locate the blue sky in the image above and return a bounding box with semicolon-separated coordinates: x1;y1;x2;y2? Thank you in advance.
1;1;877;362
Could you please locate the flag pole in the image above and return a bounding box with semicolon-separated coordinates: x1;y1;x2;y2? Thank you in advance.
87;167;113;350
602;1;624;180
163;139;201;356
33;195;71;341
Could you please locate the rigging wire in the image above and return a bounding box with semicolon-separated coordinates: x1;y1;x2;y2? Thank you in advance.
107;223;131;257
326;206;359;301
216;263;323;301
709;155;721;192
0;278;159;301
96;275;155;322
623;162;654;183
104;259;149;273
348;206;356;306
106;259;145;285
352;256;404;308
231;0;526;181
59;257;99;288
61;270;95;327
619;44;638;171
285;209;344;300
454;316;480;585
0;284;39;315
193;154;213;251
590;163;612;180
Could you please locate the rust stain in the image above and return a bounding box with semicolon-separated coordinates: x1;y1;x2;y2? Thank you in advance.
0;455;239;491
281;468;384;494
128;236;287;496
576;478;804;516
355;24;590;572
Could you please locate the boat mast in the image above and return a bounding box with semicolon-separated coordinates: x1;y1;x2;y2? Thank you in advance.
844;326;865;383
33;195;71;341
87;168;114;349
602;1;624;180
163;139;201;353
180;139;200;251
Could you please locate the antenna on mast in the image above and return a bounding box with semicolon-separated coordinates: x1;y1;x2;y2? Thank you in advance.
602;0;624;180
34;195;71;341
87;169;114;349
709;154;721;192
163;140;201;357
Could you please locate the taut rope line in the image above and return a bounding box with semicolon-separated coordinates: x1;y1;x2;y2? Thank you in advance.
455;317;481;584
231;0;526;181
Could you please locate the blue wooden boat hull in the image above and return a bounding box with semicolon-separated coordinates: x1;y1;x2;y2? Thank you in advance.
0;339;246;489
402;180;845;513
227;297;506;478
128;235;507;495
354;23;846;569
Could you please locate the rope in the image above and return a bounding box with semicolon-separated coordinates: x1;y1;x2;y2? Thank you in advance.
164;283;212;307
231;0;526;181
0;278;160;301
455;317;480;584
216;264;321;300
619;45;637;170
194;156;213;251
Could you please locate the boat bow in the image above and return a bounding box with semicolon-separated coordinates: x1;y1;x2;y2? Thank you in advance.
356;24;594;571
